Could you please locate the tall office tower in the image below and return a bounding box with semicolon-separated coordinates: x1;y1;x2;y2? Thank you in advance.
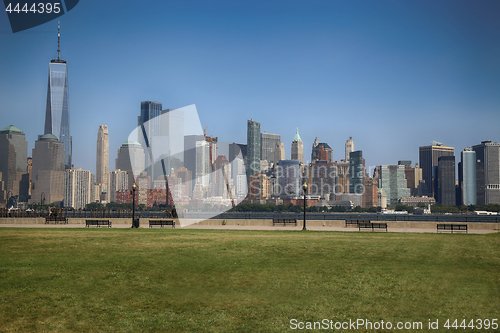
377;189;388;209
136;173;150;206
115;141;145;190
437;156;456;206
205;136;217;176
460;148;477;206
236;174;248;198
276;160;300;198
96;125;109;186
20;157;33;198
349;150;365;196
44;22;72;169
397;161;422;197
30;134;65;204
185;135;205;181
378;165;411;207
247;119;261;177
419;141;454;200
213;155;231;198
137;101;161;175
64;168;95;209
311;138;333;163
364;176;378;208
311;160;336;201
195;140;210;187
138;101;162;140
345;137;354;161
291;128;304;163
249;174;269;200
260;133;281;166
335;161;350;198
0;125;28;199
274;141;285;163
231;156;246;198
472;140;500;205
108;169;129;203
157;108;184;175
175;167;193;198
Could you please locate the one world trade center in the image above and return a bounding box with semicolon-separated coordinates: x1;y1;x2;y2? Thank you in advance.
44;22;72;169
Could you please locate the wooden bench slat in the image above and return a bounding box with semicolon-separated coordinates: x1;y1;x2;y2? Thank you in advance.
149;220;175;228
437;224;467;233
85;220;112;228
358;222;387;232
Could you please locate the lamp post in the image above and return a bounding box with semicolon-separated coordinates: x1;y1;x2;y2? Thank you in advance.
302;182;308;230
132;182;137;228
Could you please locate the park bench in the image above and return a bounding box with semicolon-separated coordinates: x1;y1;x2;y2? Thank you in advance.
85;220;112;228
45;217;68;224
272;218;297;226
437;224;467;233
345;219;371;227
358;222;388;232
149;220;175;228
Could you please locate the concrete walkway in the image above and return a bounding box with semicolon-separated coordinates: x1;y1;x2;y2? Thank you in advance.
0;223;497;234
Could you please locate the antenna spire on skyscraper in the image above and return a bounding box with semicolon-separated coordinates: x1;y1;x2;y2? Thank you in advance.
57;21;60;60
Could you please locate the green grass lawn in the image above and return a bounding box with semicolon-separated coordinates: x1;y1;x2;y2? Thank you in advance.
0;229;498;332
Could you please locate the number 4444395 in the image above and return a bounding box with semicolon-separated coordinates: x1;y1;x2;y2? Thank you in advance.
5;3;61;14
444;319;498;330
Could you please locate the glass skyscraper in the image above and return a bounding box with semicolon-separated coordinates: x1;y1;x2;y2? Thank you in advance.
247;119;261;178
44;23;72;169
460;148;477;206
378;165;411;207
260;132;281;166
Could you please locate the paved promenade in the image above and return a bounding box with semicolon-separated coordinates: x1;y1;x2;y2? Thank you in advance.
0;220;497;234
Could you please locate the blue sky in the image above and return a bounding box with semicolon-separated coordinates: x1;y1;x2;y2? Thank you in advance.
1;0;499;174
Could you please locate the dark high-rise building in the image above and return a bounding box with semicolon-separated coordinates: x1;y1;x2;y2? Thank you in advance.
472;140;500;205
260;133;281;166
247;119;260;178
437;155;456;206
419;142;454;200
138;101;162;139
115;141;145;190
44;22;72;169
229;143;247;161
0;125;28;200
311;137;333;163
349;151;365;200
398;160;412;167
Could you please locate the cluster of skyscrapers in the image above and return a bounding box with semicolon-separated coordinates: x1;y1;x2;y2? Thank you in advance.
1;26;500;211
242;119;500;210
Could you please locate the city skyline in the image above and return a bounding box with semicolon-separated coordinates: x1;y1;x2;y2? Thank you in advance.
1;1;500;175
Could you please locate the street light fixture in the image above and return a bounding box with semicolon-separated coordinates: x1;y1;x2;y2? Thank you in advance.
303;182;308;230
132;182;138;228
